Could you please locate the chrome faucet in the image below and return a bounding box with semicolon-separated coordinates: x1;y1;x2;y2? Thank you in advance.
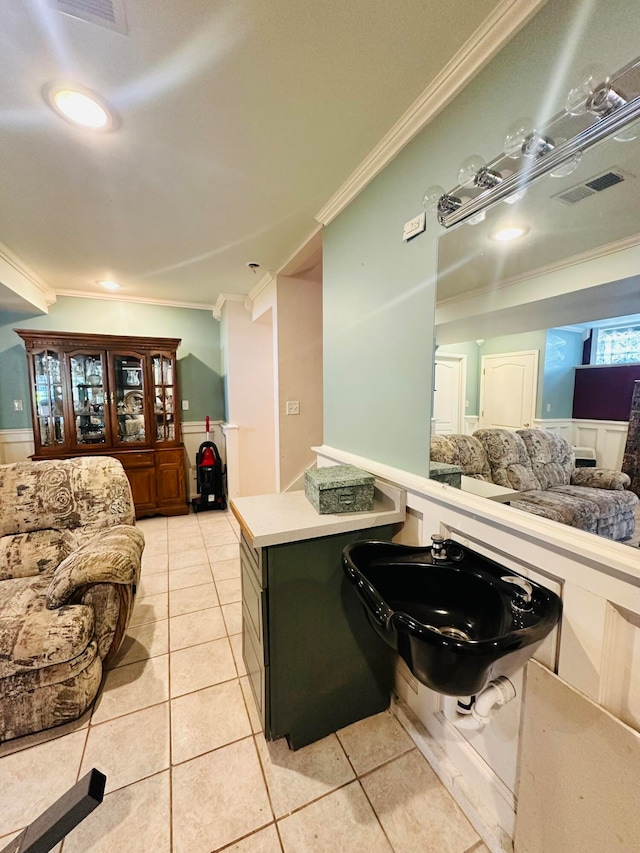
430;534;448;562
501;575;533;610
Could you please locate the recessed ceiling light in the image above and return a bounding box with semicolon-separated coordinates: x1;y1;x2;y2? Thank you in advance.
44;83;116;131
490;225;529;242
97;280;121;291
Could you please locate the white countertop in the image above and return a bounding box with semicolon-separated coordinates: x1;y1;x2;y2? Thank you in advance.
231;480;406;548
460;475;518;503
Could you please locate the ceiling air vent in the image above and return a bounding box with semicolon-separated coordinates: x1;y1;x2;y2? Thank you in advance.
49;0;128;35
551;167;633;206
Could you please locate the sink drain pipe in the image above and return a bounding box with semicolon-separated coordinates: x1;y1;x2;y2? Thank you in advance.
443;676;517;729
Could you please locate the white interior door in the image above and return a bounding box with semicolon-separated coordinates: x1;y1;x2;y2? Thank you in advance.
479;350;539;430
434;355;465;434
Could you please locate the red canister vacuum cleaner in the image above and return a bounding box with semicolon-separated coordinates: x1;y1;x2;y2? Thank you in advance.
191;416;226;512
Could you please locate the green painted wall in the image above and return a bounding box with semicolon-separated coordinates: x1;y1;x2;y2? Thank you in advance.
440;328;584;421
543;328;584;419
0;296;224;430
322;0;639;474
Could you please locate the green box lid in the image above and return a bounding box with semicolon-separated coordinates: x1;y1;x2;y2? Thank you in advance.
305;464;374;490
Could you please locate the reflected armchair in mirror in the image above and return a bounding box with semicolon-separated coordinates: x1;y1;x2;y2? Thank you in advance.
431;428;638;541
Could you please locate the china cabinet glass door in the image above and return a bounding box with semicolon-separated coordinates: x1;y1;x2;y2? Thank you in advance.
152;353;177;442
110;353;147;445
68;351;109;447
32;349;65;448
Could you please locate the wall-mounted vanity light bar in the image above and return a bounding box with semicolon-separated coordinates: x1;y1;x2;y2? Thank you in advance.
425;57;640;229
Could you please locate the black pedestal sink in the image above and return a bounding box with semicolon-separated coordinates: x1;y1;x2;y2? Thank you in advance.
342;539;562;695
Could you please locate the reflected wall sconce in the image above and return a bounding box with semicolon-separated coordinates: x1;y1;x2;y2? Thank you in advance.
423;55;640;229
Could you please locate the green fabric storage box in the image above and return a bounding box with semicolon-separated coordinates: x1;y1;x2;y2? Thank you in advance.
305;464;375;514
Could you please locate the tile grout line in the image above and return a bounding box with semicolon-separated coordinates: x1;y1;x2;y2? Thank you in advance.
333;727;399;853
165;543;175;853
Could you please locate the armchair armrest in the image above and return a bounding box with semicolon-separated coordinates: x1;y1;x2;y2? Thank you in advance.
570;468;631;490
46;525;145;610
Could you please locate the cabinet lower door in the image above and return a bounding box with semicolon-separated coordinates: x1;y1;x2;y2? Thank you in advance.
118;452;157;514
155;447;187;513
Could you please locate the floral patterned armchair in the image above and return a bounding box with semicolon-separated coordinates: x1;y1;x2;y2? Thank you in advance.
0;456;144;741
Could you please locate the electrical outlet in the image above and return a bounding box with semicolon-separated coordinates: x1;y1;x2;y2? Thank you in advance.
286;400;300;415
13;400;23;412
181;400;189;411
546;403;551;412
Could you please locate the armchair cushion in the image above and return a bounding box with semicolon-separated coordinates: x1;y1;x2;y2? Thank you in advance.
516;429;573;489
431;434;492;481
0;456;135;539
474;429;541;491
46;525;144;610
0;574;94;679
0;529;70;581
570;468;631;490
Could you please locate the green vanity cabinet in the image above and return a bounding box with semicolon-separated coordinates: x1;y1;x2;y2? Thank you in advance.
241;524;396;750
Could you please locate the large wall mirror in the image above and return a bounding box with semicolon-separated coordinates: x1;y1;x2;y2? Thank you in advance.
431;90;640;551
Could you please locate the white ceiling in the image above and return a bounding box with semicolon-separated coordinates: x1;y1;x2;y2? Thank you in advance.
0;0;508;311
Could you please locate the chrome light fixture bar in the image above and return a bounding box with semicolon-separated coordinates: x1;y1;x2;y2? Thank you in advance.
434;57;640;229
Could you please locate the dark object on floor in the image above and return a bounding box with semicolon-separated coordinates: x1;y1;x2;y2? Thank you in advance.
622;379;640;498
0;768;106;853
192;417;226;512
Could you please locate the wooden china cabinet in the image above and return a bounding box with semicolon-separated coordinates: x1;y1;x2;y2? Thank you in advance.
16;329;188;518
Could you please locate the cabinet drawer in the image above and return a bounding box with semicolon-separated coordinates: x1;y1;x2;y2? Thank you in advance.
240;533;264;588
119;451;154;468
243;604;266;725
241;556;267;663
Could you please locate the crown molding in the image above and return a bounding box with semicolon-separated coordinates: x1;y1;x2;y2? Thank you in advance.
212;292;247;321
315;0;547;226
244;272;275;314
436;233;640;310
0;243;56;309
55;289;213;311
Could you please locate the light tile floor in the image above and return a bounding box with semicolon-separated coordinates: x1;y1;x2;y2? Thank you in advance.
0;510;489;853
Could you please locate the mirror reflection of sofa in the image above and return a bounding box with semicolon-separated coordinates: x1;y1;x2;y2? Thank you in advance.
430;428;638;541
0;456;145;742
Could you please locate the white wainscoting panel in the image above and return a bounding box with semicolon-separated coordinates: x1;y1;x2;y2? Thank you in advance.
0;429;34;464
573;419;628;469
600;603;640;733
533;418;572;438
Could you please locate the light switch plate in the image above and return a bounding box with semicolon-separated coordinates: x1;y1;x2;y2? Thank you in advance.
402;211;426;241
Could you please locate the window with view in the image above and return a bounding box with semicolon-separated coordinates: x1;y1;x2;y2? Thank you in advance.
593;325;640;364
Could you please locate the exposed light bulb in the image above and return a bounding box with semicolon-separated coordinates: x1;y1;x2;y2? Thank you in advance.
503;117;534;158
457;155;486;189
565;64;609;116
550;150;583;178
421;185;446;214
467;210;486;225
614;119;640;142
504;189;527;205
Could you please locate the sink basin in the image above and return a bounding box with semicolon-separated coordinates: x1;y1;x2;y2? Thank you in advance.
342;540;562;695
